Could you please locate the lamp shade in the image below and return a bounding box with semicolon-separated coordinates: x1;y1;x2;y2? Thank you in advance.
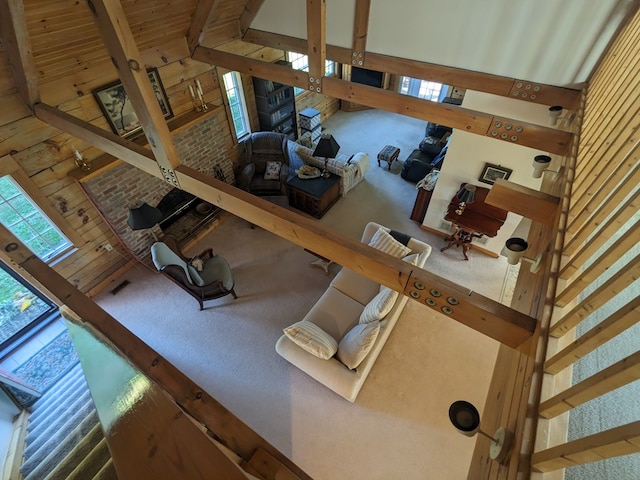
449;400;481;437
532;155;552;178
313;133;340;158
505;237;529;265
128;202;162;230
456;184;476;204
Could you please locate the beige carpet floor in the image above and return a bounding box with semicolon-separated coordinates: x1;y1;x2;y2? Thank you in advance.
93;110;515;479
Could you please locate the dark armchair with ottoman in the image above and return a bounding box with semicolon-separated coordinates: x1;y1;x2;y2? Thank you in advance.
236;132;293;196
401;123;451;183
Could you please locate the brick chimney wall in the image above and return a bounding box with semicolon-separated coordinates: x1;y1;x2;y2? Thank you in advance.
81;110;237;261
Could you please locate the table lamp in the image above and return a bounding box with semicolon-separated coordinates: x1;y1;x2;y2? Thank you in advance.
313;133;340;178
455;183;476;215
128;201;162;235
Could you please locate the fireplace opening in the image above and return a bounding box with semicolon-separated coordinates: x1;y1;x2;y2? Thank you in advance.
155;188;221;241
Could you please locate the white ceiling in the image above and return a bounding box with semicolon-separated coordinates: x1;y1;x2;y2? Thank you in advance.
252;0;638;87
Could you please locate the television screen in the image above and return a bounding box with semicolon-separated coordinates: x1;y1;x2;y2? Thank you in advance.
351;67;384;88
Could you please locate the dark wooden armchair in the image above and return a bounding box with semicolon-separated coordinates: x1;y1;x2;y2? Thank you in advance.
151;235;236;310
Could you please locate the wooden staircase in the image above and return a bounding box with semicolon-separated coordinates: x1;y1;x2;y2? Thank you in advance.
11;363;117;480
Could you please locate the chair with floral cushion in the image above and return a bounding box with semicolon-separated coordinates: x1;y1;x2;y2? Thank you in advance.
151;235;236;310
236;131;291;196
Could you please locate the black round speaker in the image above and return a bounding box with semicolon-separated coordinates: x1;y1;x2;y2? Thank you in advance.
449;400;480;435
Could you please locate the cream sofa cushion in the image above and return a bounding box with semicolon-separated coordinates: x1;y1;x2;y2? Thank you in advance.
330;267;379;305
368;228;412;257
283;320;338;360
337;321;381;370
359;287;399;324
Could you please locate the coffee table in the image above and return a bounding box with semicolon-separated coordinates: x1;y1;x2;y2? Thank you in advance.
286;173;340;218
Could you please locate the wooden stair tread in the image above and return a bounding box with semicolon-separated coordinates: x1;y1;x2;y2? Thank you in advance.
243;448;301;480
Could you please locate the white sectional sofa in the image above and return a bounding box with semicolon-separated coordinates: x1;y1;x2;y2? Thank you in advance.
275;222;432;402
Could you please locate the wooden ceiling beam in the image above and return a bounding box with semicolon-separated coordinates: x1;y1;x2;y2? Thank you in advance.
239;0;265;37
242;28;582;110
186;0;224;55
192;46;572;154
322;77;573;155
192;46;310;90
306;0;326;93
32;93;536;349
33;103;159;178
86;0;182;188
0;0;39;107
351;0;371;65
176;165;537;348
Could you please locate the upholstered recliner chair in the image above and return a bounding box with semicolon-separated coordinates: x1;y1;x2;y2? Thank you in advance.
236;132;292;196
151;235;236;310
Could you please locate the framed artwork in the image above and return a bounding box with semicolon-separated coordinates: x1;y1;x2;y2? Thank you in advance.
478;163;512;185
93;68;173;138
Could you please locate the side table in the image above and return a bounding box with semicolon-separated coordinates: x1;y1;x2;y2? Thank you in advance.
286;174;340;218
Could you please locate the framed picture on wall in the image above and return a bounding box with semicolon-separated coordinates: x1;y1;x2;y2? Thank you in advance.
478;163;512;185
93;67;173;139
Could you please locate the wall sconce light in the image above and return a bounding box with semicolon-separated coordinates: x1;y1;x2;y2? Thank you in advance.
504;237;543;273
449;400;512;464
548;105;563;126
73;148;91;171
532;155;564;180
313;133;341;178
455;183;476;215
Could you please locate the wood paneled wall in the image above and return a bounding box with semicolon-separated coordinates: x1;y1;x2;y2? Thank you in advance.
528;6;640;477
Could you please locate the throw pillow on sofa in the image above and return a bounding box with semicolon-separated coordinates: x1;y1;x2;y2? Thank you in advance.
283;320;338;359
359;286;399;324
264;161;282;180
337;321;381;370
368;228;412;258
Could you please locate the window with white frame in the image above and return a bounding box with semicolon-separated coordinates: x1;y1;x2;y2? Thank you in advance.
0;175;72;262
287;52;336;94
399;76;443;102
222;71;250;139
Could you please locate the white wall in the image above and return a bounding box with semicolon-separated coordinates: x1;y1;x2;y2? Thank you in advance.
251;0;632;85
423;90;557;255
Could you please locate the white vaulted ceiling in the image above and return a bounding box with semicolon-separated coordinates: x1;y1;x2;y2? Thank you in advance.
252;0;638;87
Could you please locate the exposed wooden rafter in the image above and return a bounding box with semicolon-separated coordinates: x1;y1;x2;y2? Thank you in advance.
306;0;326;93
186;0;224;55
0;0;39;107
33;103;159;177
86;0;182;187
239;0;265;36
351;0;371;66
193;46;572;154
26;101;537;348
0;226;312;479
243;28;582;110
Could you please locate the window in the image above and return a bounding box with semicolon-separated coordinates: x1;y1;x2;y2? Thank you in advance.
0;175;72;262
286;52;336;94
0;260;57;352
222;71;250;139
399;76;443;102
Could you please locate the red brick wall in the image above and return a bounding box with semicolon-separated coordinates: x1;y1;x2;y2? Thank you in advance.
82;111;236;261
